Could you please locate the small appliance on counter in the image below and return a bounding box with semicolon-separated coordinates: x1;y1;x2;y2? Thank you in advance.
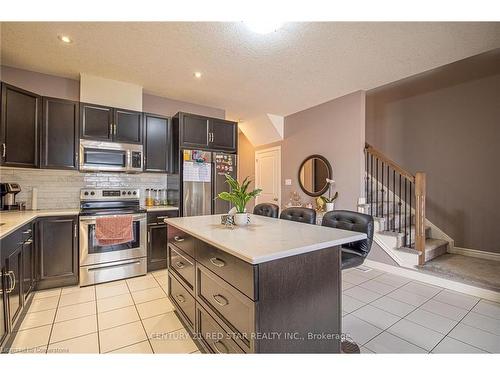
0;182;21;210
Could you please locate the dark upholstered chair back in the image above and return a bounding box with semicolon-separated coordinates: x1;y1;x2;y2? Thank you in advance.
280;207;317;224
253;203;279;218
322;210;374;257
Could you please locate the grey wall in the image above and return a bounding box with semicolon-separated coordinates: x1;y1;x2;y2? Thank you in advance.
0;65;225;119
366;51;500;254
282;91;366;210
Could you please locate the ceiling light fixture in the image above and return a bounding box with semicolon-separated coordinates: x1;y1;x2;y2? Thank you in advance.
58;35;72;44
244;20;284;34
193;72;202;79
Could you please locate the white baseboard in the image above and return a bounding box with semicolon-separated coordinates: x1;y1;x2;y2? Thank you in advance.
364;259;500;303
449;247;500;261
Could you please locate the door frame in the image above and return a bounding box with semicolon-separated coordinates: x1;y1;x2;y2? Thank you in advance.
254;145;282;207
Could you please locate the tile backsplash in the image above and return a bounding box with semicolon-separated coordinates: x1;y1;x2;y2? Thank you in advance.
0;167;169;210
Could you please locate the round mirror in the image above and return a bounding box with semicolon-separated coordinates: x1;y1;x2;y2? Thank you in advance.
298;155;332;197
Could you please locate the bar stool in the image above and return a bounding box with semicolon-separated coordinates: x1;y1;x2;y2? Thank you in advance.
280;207;316;224
253;203;280;218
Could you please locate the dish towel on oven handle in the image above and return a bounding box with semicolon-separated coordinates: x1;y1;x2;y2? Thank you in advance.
95;215;134;246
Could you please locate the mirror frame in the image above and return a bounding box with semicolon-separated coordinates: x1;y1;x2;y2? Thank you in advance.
297;154;333;197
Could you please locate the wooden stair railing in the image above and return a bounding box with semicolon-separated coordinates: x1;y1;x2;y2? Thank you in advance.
364;143;427;265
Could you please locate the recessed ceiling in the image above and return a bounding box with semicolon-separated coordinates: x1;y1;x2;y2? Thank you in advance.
1;22;500;124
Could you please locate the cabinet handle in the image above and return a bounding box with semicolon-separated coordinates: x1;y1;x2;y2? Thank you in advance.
24;239;33;245
147;231;150;243
213;340;229;354
1;143;5;158
209;257;226;268
173;236;184;242
22;229;32;234
7;271;16;293
175;294;186;303
175;261;185;269
212;294;229;306
156;216;169;220
109;123;113;136
114;124;117;135
74;223;77;238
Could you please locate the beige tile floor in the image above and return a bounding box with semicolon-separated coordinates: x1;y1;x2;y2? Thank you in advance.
8;269;200;354
7;267;500;354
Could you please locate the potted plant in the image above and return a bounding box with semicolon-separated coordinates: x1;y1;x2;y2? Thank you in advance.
320;178;338;212
217;174;262;226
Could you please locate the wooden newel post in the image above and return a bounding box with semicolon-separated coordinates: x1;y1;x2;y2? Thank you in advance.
415;172;426;265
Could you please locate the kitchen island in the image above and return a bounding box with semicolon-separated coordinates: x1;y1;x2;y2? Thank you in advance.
165;214;366;354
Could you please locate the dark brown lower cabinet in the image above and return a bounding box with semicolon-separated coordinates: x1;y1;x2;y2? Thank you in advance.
36;216;79;290
147;210;179;272
0;270;7;347
4;246;23;328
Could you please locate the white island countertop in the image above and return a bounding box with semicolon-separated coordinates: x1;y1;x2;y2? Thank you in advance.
0;209;80;239
165;214;366;264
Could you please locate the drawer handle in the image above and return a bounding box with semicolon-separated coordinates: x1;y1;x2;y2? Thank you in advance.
174;236;185;242
209;257;226;267
22;229;32;234
176;294;186;303
212;294;229;306
175;261;185;269
213;340;229;354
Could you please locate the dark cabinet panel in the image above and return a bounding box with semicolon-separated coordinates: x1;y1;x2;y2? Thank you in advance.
5;246;23;326
180;113;210;149
0;269;7;346
0;83;40;168
114;109;142;144
37;216;79;290
144;114;170;172
41;97;79;170
210;119;237;152
22;238;35;301
147;210;179;272
80;103;112;141
147;224;167;272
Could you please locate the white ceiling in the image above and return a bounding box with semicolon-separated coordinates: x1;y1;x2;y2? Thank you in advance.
1;22;500;126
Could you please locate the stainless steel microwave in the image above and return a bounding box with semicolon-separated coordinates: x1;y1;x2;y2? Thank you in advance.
79;140;143;173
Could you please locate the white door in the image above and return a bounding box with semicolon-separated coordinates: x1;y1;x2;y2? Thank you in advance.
255;146;281;207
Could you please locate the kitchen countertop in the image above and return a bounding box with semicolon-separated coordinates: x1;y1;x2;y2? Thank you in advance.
165;214;366;264
0;209;80;239
145;205;179;212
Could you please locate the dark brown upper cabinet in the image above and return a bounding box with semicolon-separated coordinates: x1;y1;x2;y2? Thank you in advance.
174;112;237;153
80;103;142;144
80;103;113;141
210;118;238;151
144;113;171;173
41;97;79;170
114;108;142;144
0;83;41;168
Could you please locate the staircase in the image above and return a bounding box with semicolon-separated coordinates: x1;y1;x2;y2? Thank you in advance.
358;144;452;268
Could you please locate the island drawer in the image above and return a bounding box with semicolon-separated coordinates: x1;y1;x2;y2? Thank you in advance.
168;244;195;291
168;273;196;331
196;264;254;350
196;242;257;300
167;226;195;258
196;304;245;354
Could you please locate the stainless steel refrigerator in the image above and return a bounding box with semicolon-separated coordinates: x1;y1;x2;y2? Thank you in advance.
181;149;237;217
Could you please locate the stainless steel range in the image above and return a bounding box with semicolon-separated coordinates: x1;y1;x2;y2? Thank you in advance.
79;188;147;286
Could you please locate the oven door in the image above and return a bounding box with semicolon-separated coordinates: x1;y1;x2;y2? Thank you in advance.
79;213;147;266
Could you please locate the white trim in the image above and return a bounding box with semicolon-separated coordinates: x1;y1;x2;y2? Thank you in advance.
255;145;282;207
449;246;500;261
364;259;500;303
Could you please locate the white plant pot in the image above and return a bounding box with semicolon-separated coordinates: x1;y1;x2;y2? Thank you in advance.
234;213;249;226
325;202;335;212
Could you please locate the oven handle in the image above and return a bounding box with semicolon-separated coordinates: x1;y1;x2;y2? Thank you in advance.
87;260;141;272
80;214;146;222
